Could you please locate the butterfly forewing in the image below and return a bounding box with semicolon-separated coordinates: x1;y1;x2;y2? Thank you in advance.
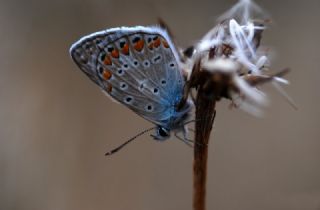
70;26;185;127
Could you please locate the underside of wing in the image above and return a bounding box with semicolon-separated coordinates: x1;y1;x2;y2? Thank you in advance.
70;26;186;127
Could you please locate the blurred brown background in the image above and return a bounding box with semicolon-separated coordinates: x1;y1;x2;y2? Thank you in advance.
1;0;319;209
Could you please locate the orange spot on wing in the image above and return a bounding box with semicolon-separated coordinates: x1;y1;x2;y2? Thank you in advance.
103;55;112;65
122;43;129;55
103;69;112;80
111;49;119;58
153;38;161;48
134;40;144;51
148;43;153;50
107;83;112;93
162;40;169;48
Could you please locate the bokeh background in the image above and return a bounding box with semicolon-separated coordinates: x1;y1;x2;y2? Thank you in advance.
1;0;319;209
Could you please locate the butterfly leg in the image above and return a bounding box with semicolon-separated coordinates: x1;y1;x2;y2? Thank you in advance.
179;125;208;147
174;131;193;148
183;125;205;147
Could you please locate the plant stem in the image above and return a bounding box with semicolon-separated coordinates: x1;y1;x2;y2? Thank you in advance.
179;58;218;210
193;89;217;210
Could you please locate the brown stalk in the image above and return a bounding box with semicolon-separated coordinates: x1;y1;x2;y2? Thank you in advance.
193;88;216;210
179;58;227;210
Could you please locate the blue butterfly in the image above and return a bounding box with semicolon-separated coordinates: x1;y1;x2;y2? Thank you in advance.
70;26;193;151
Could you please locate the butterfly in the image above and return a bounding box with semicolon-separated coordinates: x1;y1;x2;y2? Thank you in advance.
69;26;193;149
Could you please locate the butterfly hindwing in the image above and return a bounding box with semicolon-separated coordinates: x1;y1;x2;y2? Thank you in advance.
70;26;185;127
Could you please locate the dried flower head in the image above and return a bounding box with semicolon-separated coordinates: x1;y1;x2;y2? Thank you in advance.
181;0;293;116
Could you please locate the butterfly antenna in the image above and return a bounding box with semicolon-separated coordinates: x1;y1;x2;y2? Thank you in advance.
105;127;155;156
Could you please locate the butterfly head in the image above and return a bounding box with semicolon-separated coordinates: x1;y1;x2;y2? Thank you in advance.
151;126;171;141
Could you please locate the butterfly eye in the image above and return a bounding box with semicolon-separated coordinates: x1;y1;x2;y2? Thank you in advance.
158;127;169;137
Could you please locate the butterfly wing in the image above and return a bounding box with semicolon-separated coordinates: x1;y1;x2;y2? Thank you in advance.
70;26;187;128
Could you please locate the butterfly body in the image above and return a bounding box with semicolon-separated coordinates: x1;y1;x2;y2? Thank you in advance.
70;26;193;140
